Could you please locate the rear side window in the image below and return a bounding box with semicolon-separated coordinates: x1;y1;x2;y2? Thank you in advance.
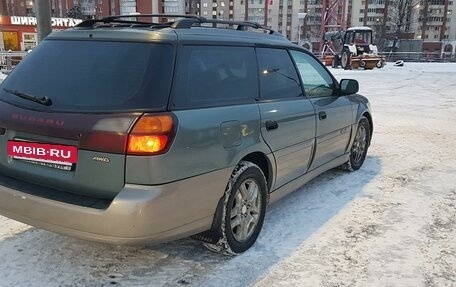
0;40;174;111
256;48;303;101
171;46;257;109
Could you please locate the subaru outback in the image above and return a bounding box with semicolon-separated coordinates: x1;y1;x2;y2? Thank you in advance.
0;15;372;254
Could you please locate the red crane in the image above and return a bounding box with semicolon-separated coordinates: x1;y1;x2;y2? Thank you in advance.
320;0;346;53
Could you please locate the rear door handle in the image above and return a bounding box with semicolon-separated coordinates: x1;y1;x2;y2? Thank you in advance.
265;120;278;131
319;111;327;120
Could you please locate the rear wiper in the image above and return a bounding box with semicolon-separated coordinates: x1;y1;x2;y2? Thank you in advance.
3;88;52;106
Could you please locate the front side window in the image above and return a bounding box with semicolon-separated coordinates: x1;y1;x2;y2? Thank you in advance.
257;48;302;101
171;46;257;109
290;50;335;98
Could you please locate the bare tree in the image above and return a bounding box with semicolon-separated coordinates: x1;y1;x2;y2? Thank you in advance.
67;5;84;20
386;0;421;37
380;0;420;53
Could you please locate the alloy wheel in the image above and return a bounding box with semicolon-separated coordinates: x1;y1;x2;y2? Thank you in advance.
230;179;262;242
351;124;367;165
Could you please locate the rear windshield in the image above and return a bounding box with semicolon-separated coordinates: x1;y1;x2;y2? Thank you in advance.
0;40;174;112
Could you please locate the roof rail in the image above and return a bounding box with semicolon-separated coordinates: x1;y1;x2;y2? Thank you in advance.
76;14;279;35
76;14;201;28
200;19;277;34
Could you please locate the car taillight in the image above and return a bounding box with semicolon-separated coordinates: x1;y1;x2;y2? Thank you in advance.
127;114;174;155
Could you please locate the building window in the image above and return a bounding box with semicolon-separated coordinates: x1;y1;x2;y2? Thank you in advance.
23;33;37;51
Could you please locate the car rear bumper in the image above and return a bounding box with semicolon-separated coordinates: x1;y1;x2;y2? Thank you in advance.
0;167;232;245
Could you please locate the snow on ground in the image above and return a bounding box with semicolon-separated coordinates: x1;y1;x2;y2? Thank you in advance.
0;73;7;83
0;62;455;287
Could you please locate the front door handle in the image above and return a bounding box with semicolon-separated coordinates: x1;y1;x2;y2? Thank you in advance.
319;111;327;120
265;120;278;131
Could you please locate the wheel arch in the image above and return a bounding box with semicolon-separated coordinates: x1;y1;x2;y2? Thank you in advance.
241;152;273;192
192;151;273;244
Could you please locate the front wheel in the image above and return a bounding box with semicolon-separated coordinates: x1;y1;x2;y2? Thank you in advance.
345;117;371;171
204;161;267;255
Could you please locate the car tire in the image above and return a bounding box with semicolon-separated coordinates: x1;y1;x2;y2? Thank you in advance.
341;50;351;70
343;116;371;171
203;161;267;255
332;55;339;68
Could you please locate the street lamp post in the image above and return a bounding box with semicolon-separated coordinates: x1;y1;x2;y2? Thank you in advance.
35;0;52;43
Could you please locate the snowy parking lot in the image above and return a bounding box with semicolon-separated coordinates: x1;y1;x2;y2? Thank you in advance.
0;62;455;287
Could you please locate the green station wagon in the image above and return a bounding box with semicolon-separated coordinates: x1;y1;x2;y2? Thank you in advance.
0;15;372;254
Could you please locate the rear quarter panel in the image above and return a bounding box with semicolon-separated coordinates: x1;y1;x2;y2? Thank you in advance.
125;104;271;185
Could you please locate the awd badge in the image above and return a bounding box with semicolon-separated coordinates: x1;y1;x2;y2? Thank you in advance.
92;156;110;163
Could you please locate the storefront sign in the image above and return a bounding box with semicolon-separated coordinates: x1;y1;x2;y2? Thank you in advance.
8;16;82;28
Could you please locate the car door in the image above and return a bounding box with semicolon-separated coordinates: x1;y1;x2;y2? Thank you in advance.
290;50;353;170
256;48;316;189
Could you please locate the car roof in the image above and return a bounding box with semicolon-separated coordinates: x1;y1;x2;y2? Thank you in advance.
47;14;293;48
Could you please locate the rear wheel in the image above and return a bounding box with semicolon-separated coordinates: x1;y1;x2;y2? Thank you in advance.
332;55;339;68
203;161;267;255
341;50;351;70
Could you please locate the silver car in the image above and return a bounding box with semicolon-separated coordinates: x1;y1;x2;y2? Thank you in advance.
0;15;372;254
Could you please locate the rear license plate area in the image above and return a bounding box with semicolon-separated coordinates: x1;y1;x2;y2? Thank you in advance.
7;140;78;171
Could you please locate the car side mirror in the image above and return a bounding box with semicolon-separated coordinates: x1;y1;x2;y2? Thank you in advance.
339;79;359;95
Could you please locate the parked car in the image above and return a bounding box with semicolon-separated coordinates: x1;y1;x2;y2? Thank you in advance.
0;15;372;254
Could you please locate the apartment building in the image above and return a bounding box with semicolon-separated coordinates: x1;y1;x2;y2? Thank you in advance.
0;1;167;19
191;0;233;20
414;0;455;41
1;0;117;18
350;0;456;42
232;0;319;45
0;0;165;51
1;0;455;51
350;0;385;38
